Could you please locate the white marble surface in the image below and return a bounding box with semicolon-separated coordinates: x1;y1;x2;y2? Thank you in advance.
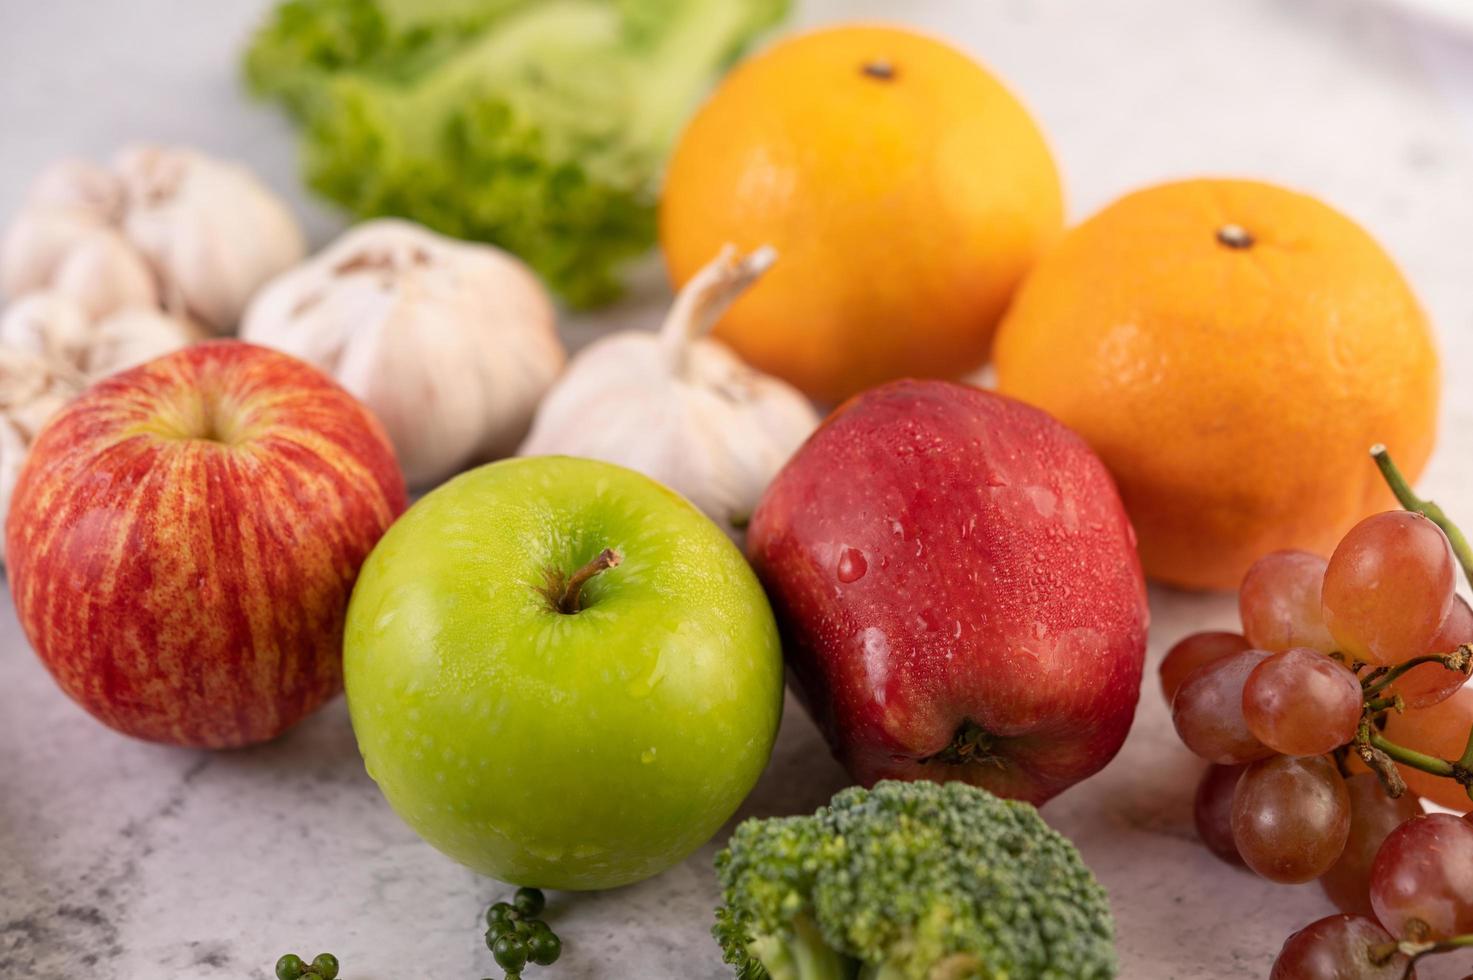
3;1;1473;977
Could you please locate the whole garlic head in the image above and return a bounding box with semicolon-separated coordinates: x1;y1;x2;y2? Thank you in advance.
0;145;304;334
115;144;306;333
241;219;565;487
0;347;84;560
519;245;819;539
0;291;197;379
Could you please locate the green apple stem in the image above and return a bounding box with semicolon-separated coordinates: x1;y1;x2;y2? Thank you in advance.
1372;445;1473;587
552;548;622;614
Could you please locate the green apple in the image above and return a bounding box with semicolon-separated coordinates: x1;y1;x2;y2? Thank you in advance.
343;456;784;890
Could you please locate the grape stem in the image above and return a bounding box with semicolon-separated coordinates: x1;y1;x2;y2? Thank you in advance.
1371;444;1473;804
1382;932;1473;980
1361;646;1473;696
1368;731;1458;779
1372;445;1473;587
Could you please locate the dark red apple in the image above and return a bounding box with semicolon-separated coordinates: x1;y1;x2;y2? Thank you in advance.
6;340;407;748
747;379;1148;804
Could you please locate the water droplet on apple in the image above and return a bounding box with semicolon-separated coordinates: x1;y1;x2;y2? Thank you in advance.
837;548;868;583
626;649;669;698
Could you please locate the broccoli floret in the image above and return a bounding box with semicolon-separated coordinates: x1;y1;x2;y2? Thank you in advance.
713;781;1117;980
243;0;789;307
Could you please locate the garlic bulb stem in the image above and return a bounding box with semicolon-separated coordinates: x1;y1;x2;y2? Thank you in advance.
659;244;776;375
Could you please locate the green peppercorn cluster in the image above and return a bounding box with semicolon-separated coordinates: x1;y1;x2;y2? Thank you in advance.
483;887;562;980
275;952;339;980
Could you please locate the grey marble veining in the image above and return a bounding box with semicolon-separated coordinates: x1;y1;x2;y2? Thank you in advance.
3;0;1473;977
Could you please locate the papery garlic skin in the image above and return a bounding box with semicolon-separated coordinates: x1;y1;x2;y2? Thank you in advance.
115;144;306;333
87;307;200;377
0;207;108;300
0;347;83;560
0;145;304;334
242;219;564;487
0;291;196;379
519;246;819;539
26;158;124;218
49;226;160;320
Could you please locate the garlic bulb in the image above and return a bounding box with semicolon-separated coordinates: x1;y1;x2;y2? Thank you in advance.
0;291;197;379
25;158;124;217
0;145;304;333
115;144;306;332
0;347;83;560
241;219;565;487
0;207;111;300
48;226;160;320
519;245;819;539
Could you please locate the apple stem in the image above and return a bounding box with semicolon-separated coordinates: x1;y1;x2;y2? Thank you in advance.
552;548;622;614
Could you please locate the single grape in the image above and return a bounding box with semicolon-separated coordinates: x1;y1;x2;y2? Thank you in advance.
527;929;562;966
275;955;306;980
1269;914;1411;980
1371;812;1473;940
310;954;339;980
1322;511;1456;666
1172;650;1275;764
492;935;529;973
1378;683;1473;812
1391;595;1473;710
512;887;546;918
1240;550;1336;653
1193;764;1247;867
1160;631;1251;704
1231;754;1350;883
1319;773;1424;917
1242;648;1362;756
486;901;516;935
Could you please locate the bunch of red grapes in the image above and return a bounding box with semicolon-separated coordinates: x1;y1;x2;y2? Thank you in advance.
1163;450;1473;978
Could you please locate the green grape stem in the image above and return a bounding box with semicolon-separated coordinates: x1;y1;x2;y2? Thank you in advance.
1368;731;1458;779
1371;933;1473;980
1361;646;1473;696
1372;445;1473;587
1369;445;1473;805
1376;931;1473;980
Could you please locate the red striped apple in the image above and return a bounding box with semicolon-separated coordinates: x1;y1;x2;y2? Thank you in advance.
748;379;1149;805
6;340;407;748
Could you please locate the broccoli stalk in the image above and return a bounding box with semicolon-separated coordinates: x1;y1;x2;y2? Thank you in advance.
713;781;1118;980
244;0;789;307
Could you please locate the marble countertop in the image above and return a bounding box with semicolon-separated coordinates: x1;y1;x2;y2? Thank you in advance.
3;0;1473;977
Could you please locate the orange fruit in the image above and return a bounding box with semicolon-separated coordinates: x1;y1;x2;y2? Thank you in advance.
660;24;1063;404
993;178;1440;590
